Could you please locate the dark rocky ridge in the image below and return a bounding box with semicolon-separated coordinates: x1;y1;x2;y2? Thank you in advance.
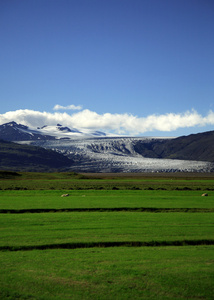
133;130;214;162
0;139;72;172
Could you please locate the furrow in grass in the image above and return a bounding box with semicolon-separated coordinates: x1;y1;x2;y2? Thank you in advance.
0;207;214;213
1;239;214;252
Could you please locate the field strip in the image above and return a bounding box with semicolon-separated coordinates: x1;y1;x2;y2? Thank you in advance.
1;239;214;252
1;207;214;213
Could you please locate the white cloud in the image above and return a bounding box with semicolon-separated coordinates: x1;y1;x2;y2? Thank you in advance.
0;108;214;135
53;104;82;111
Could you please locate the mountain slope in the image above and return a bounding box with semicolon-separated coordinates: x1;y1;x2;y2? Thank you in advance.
133;130;214;162
0;121;106;140
0;139;72;172
0;121;55;141
162;131;214;162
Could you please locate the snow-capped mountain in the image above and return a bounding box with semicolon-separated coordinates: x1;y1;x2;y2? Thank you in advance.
1;121;213;173
0;121;106;141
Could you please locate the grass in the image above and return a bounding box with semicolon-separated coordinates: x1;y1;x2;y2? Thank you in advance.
0;212;213;247
0;189;213;210
0;246;213;299
0;171;214;191
0;171;214;299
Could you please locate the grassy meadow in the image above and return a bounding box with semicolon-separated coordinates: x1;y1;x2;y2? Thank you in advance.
0;171;214;299
1;246;214;300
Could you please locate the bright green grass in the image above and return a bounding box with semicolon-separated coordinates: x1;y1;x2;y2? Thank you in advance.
0;212;213;247
0;174;213;299
0;190;213;210
0;246;213;299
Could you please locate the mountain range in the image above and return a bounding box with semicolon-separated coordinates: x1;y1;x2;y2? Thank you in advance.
0;121;213;172
0;121;106;141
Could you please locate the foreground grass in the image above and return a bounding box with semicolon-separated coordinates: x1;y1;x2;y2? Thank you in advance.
0;246;214;299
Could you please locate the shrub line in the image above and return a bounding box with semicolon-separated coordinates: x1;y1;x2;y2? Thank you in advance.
0;207;213;214
1;239;214;252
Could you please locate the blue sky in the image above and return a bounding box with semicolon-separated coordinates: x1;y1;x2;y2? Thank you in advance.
0;0;214;136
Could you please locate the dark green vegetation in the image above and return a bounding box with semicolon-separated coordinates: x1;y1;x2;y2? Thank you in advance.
0;140;72;172
133;129;214;162
0;170;214;190
0;172;213;299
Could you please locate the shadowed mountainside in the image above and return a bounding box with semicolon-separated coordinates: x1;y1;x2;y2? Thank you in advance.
133;130;214;162
0;139;72;172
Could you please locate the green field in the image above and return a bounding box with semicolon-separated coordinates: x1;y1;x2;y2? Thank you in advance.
0;189;214;210
1;212;213;248
1;246;214;300
0;171;214;191
0;172;214;299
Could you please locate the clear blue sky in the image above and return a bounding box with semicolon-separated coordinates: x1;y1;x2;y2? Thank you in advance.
0;0;214;136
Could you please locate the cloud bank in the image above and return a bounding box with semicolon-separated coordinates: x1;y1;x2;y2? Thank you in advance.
0;108;214;135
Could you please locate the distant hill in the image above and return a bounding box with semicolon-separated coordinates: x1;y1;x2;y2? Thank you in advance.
133;130;214;162
0;139;72;172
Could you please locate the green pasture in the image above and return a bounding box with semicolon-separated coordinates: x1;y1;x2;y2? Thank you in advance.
0;172;214;299
0;171;214;190
0;212;213;247
0;189;213;210
0;246;214;299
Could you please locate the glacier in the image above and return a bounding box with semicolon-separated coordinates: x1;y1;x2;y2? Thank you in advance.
25;137;213;173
